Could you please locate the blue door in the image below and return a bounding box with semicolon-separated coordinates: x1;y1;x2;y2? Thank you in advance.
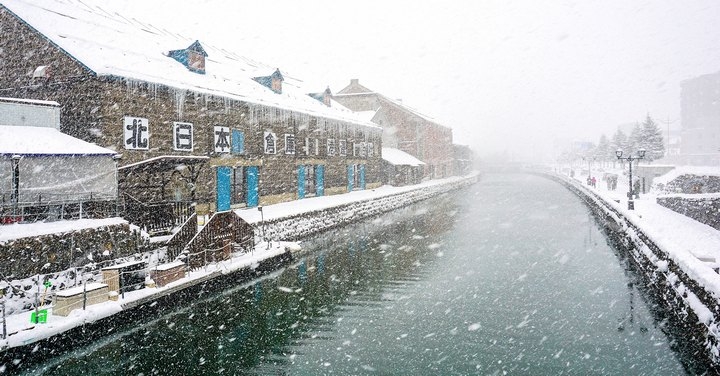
359;164;366;190
297;165;306;199
316;165;325;197
246;166;259;207
216;166;232;211
347;165;354;192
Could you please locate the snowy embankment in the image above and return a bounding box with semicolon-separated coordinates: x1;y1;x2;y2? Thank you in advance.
547;172;720;367
236;174;479;242
0;242;292;354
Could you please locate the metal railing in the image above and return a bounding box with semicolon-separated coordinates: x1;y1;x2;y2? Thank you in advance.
184;211;255;270
0;192;117;224
166;212;198;260
122;193;194;235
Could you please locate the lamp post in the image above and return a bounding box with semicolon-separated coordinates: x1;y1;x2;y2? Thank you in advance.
112;154;122;217
258;206;268;250
615;149;645;210
11;154;21;220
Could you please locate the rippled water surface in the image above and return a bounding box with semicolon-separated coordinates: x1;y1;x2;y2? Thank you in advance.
23;174;686;375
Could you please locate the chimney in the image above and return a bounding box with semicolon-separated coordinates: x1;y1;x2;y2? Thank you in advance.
350;79;359;86
323;86;332;107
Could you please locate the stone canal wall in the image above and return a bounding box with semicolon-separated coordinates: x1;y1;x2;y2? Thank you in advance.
547;173;720;374
657;195;720;231
260;175;479;242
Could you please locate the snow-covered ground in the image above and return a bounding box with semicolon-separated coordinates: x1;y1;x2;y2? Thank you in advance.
0;241;292;351
0;217;128;243
234;174;475;224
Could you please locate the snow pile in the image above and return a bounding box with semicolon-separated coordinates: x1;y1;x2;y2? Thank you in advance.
653;166;720;193
0;218;128;243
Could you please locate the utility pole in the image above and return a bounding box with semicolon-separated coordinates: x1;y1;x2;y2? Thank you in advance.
661;116;677;157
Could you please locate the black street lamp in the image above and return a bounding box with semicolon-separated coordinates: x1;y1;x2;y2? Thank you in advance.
11;154;21;219
615;149;645;210
112;154;122;217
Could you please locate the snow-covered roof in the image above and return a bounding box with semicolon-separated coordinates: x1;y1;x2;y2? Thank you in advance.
0;125;116;156
334;86;437;124
0;97;59;107
355;110;378;123
382;147;425;166
1;0;379;129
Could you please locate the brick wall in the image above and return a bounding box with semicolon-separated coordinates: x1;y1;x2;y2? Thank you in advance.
0;8;383;214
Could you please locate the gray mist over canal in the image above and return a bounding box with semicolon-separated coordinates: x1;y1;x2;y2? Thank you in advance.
24;174;685;375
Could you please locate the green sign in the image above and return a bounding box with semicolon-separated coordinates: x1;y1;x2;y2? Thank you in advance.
30;309;48;324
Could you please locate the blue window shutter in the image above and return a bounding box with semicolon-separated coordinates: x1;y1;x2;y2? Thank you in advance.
216;167;232;211
316;165;325;196
232;129;245;154
297;165;306;199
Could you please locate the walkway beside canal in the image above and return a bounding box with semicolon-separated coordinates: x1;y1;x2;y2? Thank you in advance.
552;170;720;368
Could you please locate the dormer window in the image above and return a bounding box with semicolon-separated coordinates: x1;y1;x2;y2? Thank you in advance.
308;86;332;107
168;40;207;74
253;68;284;94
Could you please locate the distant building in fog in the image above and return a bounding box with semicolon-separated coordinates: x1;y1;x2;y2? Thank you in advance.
332;79;455;179
680;71;720;166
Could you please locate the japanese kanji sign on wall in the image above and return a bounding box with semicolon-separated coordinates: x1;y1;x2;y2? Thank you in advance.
173;122;193;151
338;140;347;157
284;134;296;155
264;131;277;154
327;138;336;156
124;116;149;150
214;126;231;153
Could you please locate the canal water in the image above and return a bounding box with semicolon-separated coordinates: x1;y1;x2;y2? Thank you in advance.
21;173;686;375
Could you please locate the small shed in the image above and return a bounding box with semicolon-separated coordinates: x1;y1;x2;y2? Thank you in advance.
0;126;118;221
381;147;425;186
0;97;119;223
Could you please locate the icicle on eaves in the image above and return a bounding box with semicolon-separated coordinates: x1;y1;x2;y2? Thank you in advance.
174;89;186;119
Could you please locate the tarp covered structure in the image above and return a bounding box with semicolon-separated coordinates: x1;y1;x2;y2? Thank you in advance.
0;125;118;205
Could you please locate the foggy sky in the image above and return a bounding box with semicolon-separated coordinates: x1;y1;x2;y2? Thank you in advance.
103;0;720;162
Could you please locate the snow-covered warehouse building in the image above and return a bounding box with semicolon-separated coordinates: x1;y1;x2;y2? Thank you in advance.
381;147;425;186
0;98;118;223
0;0;382;231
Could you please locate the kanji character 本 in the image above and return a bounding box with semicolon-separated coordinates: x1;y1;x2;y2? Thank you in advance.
214;126;230;152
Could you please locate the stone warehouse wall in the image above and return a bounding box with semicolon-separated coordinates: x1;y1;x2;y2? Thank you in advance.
657;196;720;231
261;176;478;242
0;222;145;279
0;7;384;211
